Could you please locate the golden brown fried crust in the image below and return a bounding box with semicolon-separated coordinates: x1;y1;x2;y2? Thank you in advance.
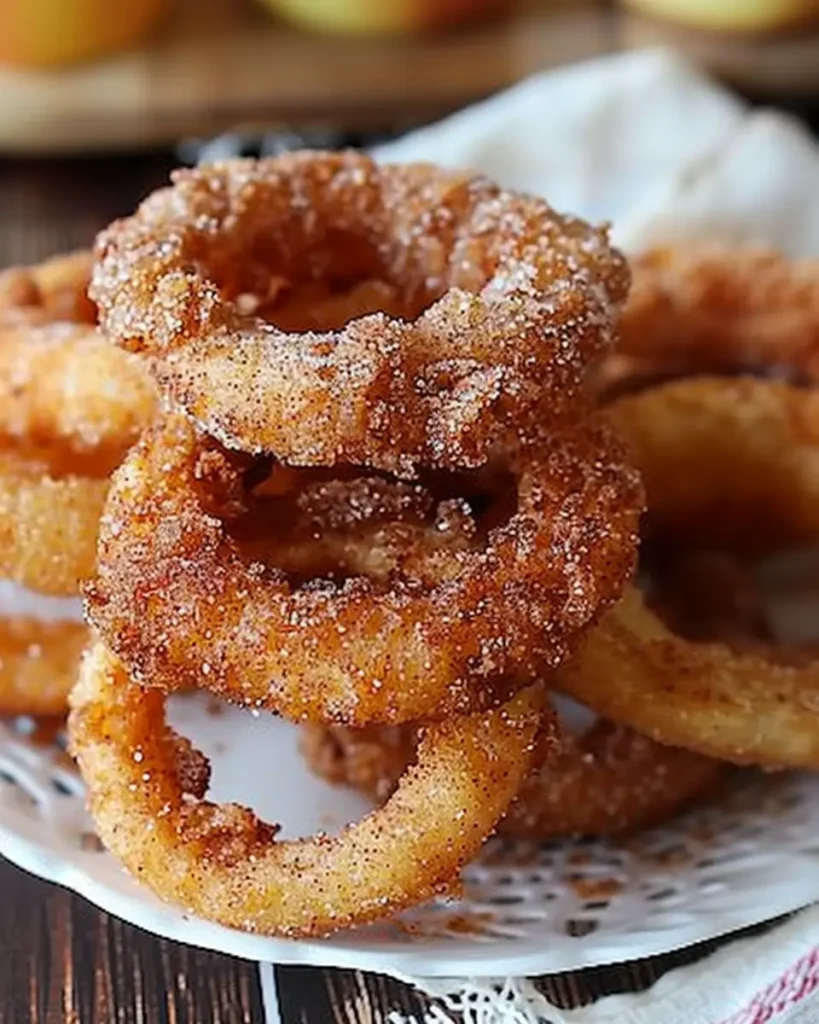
611;376;819;557
300;722;420;804
0;251;96;327
92;151;629;475
0;322;154;464
0;450;108;595
72;160;645;934
612;247;819;386
300;544;782;837
555;377;819;768
300;715;721;840
69;643;549;938
501;724;721;838
0;616;87;716
87;412;642;726
0;254;155;595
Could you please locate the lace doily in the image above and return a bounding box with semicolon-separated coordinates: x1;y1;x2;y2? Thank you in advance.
1;696;818;978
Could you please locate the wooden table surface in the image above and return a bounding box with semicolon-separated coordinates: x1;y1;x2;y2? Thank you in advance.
0;128;811;1021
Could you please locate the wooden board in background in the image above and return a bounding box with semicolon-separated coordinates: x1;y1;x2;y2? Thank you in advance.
618;11;819;98
0;0;613;153
1;0;818;154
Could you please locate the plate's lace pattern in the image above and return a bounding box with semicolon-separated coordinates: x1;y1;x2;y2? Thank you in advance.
2;701;819;976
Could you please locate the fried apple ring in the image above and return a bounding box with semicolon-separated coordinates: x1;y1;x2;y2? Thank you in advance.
0;251;153;457
0;322;154;463
0;617;87;715
304;546;778;834
0;255;155;595
86;413;641;725
300;715;721;840
304;546;780;835
612;375;819;557
0;449;109;595
613;247;819;386
0;251;96;326
501;721;720;838
557;377;819;767
91;152;629;475
69;643;549;937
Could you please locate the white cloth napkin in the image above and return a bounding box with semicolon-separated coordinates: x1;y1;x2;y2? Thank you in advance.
376;48;819;257
372;47;819;1024
388;906;819;1023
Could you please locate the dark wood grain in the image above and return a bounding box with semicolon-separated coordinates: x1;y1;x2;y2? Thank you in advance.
0;859;264;1024
0;154;177;257
0;849;778;1024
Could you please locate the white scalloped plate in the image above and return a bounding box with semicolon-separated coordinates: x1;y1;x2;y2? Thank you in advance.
2;694;819;979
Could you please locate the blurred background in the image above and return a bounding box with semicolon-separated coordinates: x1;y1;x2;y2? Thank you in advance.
1;0;818;262
2;0;819;152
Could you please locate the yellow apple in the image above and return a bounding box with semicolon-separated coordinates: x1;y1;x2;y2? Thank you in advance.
0;0;167;69
624;0;819;32
262;0;508;36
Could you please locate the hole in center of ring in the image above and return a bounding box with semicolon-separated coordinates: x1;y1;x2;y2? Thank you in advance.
194;441;520;592
231;232;445;334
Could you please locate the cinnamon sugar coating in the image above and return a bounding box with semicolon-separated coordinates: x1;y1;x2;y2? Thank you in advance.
86;413;641;725
601;247;819;394
301;715;720;840
92;151;629;475
558;378;819;768
0;253;154;596
0;616;87;716
69;644;548;938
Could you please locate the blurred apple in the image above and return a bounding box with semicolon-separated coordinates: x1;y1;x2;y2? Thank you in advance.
623;0;819;32
262;0;509;36
0;0;167;69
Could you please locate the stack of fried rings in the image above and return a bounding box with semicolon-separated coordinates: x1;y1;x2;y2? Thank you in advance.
577;250;819;769
0;246;717;839
306;251;819;835
0;253;154;715
66;152;819;936
596;247;819;397
71;152;649;937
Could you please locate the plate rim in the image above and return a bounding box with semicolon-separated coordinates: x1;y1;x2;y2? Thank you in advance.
1;805;818;978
